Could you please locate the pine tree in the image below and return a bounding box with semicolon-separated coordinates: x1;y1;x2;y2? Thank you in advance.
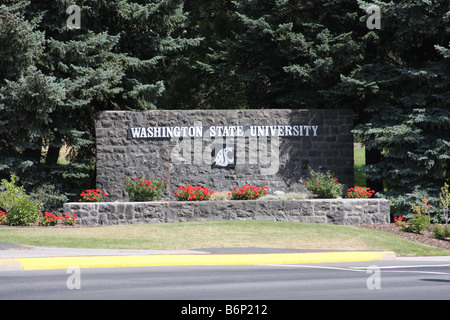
171;0;244;109
0;0;201;207
202;0;365;109
351;0;450;215
0;1;65;178
191;0;449;216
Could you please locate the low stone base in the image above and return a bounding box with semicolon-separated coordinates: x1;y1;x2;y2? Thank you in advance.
63;198;390;226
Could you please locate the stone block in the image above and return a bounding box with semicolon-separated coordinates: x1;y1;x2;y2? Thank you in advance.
65;198;390;226
96;109;354;201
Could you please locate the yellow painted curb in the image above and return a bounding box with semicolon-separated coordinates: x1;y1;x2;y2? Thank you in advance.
12;251;395;270
0;259;24;271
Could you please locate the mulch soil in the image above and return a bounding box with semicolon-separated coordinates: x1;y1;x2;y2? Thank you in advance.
357;224;450;251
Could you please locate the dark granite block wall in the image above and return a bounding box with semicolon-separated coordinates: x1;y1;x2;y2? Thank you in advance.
95;109;354;201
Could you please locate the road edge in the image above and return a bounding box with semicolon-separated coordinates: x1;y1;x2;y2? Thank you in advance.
0;251;397;271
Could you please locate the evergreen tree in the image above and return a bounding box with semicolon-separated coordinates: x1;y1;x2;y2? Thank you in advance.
351;0;450;215
201;0;365;109
2;0;447;216
192;0;449;216
0;0;201;208
0;1;65;183
172;0;244;109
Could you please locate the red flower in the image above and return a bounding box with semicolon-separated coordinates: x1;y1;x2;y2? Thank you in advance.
229;184;269;200
175;185;214;201
79;188;108;202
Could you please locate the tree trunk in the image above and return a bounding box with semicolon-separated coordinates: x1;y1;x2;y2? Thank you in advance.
23;138;42;163
46;145;61;165
365;147;384;192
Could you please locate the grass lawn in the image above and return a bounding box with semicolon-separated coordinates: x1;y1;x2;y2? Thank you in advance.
354;146;366;187
0;220;449;256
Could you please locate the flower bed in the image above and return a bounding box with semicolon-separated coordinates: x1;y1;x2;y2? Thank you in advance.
229;184;269;200
63;175;391;226
174;185;214;201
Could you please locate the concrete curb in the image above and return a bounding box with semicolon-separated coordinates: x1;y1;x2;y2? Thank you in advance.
0;251;396;271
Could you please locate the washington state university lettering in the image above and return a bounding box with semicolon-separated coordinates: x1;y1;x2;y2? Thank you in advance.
128;125;319;139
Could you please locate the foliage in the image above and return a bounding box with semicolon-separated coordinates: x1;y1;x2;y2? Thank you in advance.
346;186;376;198
124;176;169;201
62;213;77;226
37;211;77;226
431;224;450;240
174;185;214;201
38;211;60;226
79;189;108;202
0;210;7;224
0;174;25;212
403;200;432;234
0;0;448;212
228;184;268;200
413;199;432;220
31;184;69;214
6;195;40;226
0;174;40;226
394;189;440;223
393;216;409;229
351;1;450;212
403;213;430;234
440;183;449;224
395;191;450;224
201;0;365;109
0;0;201;205
303;167;344;199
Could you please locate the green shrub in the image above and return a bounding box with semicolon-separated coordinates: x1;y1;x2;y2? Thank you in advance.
303;167;344;198
0;174;40;226
31;184;68;214
408;214;430;234
6;195;39;226
0;174;25;212
432;224;450;240
124;176;169;201
410;200;432;233
405;213;430;234
393;216;409;228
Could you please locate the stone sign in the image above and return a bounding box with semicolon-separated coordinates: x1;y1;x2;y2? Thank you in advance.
95;109;354;200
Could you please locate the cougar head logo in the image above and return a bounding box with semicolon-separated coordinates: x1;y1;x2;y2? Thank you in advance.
213;147;234;167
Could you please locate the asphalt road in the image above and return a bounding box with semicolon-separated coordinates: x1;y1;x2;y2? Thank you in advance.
1;258;450;301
